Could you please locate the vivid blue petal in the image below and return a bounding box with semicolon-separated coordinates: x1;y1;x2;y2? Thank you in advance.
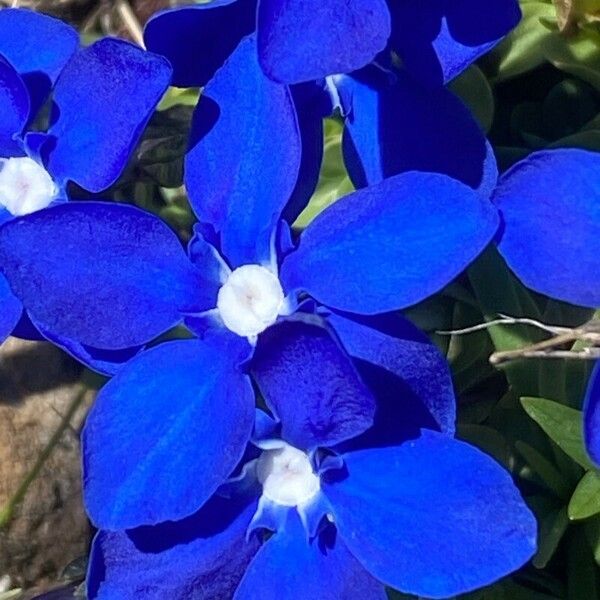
0;202;212;350
324;430;537;598
256;0;391;84
326;312;456;436
44;39;171;191
0;273;22;343
389;0;521;85
341;71;497;196
0;8;78;115
0;56;29;154
83;339;255;530
234;512;386;600
144;1;256;87
88;494;259;600
186;35;301;266
584;363;600;466
495;149;600;307
281;172;499;313
251;318;375;450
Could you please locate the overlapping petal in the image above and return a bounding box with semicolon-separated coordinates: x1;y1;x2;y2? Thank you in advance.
256;0;391;84
144;1;256;87
0;56;29;155
388;0;521;85
186;35;301;266
88;494;259;600
494;149;600;308
0;8;78;114
234;511;386;600
323;430;537;598
44;38;171;191
83;339;255;530
584;364;600;466
341;72;497;195
251;318;376;449
0;202;212;350
281;171;498;313
0;273;22;343
326;312;456;436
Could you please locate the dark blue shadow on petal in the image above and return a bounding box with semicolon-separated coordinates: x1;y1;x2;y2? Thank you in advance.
341;68;495;195
282;83;325;224
388;0;520;85
129;493;255;552
144;0;257;87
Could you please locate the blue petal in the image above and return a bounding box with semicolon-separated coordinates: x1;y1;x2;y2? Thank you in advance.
341;71;497;196
0;8;78;115
495;149;600;307
389;0;521;85
323;430;537;598
88;494;259;600
252;318;375;450
44;39;171;192
584;363;600;466
83;339;255;530
0;202;212;350
0;273;22;343
234;512;386;600
256;0;391;84
144;2;256;87
281;172;499;313
0;56;29;154
326;312;456;436
186;35;301;267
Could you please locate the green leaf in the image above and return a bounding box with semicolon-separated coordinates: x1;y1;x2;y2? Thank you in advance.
516;440;572;499
569;471;600;520
488;1;558;82
449;65;495;132
534;506;570;568
521;397;594;469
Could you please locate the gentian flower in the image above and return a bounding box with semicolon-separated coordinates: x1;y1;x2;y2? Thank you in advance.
143;0;521;86
0;8;171;352
84;318;536;599
0;36;498;530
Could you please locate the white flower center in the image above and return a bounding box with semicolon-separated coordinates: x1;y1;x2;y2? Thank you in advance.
216;264;284;338
0;157;58;216
256;443;320;507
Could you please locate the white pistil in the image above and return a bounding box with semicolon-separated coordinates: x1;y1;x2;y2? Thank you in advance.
257;443;320;508
216;264;285;338
0;157;58;216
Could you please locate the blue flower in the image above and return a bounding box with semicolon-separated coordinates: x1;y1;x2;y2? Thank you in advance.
84;338;536;600
143;0;521;86
0;8;171;347
0;36;498;531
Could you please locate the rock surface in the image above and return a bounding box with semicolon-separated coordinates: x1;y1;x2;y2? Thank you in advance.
0;338;94;590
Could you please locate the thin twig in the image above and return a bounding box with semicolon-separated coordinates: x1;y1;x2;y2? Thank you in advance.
437;315;571;336
115;0;144;47
0;386;89;529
